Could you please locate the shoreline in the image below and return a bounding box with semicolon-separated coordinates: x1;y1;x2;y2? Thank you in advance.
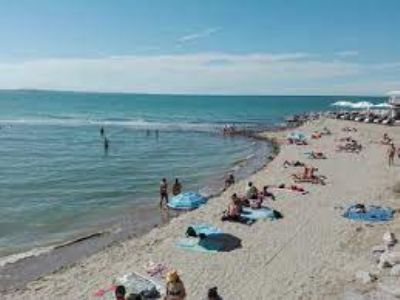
3;116;400;299
0;128;276;291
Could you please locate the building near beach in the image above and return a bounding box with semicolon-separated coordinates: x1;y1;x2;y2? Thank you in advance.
388;91;400;119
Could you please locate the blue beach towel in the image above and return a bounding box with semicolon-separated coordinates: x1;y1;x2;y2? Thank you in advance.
167;192;207;210
188;223;222;236
343;205;394;222
176;238;219;253
241;207;278;220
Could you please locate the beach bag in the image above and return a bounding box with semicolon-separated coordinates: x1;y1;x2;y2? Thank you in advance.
186;226;197;237
273;210;283;219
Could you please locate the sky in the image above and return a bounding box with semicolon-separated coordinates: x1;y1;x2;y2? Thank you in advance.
0;0;399;95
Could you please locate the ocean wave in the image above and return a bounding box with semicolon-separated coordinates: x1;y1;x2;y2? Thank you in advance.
0;246;54;268
331;100;390;109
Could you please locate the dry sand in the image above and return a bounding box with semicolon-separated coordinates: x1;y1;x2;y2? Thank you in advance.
2;118;400;300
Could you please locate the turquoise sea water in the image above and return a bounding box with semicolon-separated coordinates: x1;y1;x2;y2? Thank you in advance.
0;91;385;260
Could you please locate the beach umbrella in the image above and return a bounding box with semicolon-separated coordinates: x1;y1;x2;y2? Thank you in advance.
168;192;207;210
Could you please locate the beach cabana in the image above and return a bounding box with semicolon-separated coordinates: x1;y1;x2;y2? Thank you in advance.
388;91;400;120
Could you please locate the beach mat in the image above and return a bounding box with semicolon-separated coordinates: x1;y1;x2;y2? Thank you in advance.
94;272;162;299
176;233;241;253
343;205;394;222
186;223;222;237
241;207;280;220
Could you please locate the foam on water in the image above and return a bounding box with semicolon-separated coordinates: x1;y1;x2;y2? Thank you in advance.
331;100;390;109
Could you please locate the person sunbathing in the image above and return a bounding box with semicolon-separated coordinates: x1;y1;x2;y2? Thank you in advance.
274;183;308;194
222;194;242;220
245;182;259;200
381;133;392;145
309;151;327;159
321;127;331;135
221;194;253;224
262;185;276;200
311;132;322;139
283;160;305;168
291;166;326;185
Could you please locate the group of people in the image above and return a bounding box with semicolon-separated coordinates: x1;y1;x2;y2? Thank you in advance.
114;270;222;300
221;181;275;223
311;127;331;139
159;178;182;207
336;137;363;153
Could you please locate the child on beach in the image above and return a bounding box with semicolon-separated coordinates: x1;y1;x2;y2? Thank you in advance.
164;270;186;300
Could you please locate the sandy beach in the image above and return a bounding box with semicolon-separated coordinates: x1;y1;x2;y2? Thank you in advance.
2;117;400;300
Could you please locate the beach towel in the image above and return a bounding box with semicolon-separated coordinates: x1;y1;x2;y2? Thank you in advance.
343;205;394;222
167;192;207;210
287;131;307;141
94;272;162;299
176;233;241;253
241;207;280;220
186;223;222;237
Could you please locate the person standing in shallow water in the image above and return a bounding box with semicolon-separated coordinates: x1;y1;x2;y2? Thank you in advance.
160;178;168;207
172;178;182;196
100;126;105;137
104;137;109;153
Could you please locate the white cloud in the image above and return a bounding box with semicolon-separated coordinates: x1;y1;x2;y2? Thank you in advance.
335;50;359;58
0;52;397;95
178;27;221;43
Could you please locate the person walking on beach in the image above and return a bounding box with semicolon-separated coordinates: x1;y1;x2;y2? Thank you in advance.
172;178;182;196
388;143;396;166
160;178;168;207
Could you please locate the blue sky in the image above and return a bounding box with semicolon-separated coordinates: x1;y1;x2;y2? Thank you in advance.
0;0;399;95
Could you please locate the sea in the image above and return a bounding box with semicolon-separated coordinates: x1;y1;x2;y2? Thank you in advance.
0;90;387;288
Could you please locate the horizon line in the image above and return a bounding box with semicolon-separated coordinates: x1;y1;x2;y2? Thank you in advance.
0;88;386;98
